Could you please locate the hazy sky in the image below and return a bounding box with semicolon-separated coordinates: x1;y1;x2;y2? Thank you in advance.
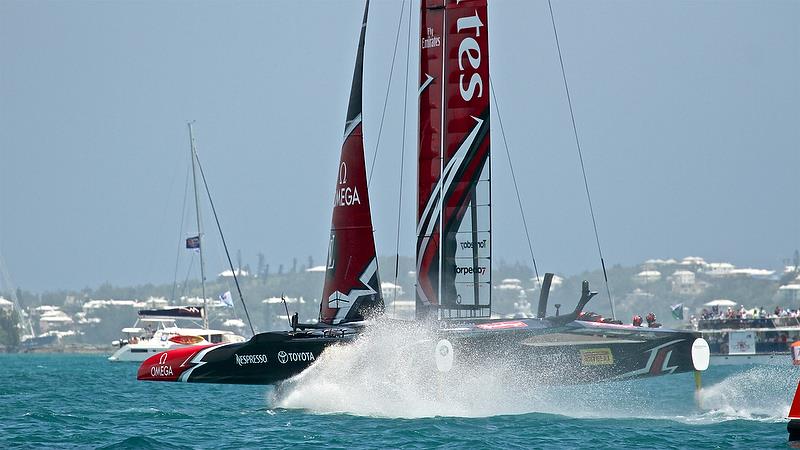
1;0;798;292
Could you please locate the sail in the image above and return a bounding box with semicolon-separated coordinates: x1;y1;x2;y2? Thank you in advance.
417;0;491;320
319;0;383;325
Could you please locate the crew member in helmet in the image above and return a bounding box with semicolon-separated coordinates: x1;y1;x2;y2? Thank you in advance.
646;312;662;328
632;315;643;327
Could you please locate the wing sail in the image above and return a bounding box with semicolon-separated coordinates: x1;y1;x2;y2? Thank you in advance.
319;0;383;325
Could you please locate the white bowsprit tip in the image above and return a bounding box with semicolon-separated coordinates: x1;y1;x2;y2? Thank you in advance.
435;339;454;373
691;338;710;371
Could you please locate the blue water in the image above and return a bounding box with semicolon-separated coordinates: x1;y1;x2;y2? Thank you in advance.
0;353;793;449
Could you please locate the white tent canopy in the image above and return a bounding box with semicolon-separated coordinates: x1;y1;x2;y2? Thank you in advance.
703;299;738;307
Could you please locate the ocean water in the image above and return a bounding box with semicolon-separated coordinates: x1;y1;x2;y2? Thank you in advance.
0;350;794;449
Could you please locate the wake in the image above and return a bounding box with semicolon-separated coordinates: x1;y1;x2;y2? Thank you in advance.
690;365;794;423
268;320;796;422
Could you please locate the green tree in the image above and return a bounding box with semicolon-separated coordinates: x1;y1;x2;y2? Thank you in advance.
0;310;20;349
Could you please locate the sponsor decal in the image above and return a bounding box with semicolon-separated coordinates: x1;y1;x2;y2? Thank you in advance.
234;353;268;366
149;352;174;377
333;162;361;207
459;239;487;250
476;321;527;330
614;339;684;379
323;328;346;338
277;350;316;364
455;265;487;276
422;27;441;49
169;335;204;345
455;10;485;101
580;348;614;366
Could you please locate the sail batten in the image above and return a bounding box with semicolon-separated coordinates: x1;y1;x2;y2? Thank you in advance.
320;0;383;325
417;0;491;320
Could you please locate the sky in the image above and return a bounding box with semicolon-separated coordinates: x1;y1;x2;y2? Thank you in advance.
1;0;798;292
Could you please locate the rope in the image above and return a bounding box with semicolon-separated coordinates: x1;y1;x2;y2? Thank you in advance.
489;79;541;283
393;0;413;316
170;164;191;303
547;0;615;318
368;0;407;187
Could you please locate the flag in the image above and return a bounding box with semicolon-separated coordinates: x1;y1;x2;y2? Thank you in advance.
219;291;233;307
186;235;201;249
671;303;684;320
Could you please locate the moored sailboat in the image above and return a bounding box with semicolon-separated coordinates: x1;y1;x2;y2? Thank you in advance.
112;124;246;362
138;0;708;385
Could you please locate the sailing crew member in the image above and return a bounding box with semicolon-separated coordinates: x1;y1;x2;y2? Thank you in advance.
632;315;643;327
645;312;661;328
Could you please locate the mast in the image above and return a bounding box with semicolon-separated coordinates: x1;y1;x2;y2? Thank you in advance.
319;0;383;325
0;251;33;339
188;122;208;330
417;0;491;320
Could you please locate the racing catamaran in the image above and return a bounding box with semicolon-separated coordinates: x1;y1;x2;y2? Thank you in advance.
139;0;709;385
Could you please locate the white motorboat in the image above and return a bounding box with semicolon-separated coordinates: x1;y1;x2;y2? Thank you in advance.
109;307;245;362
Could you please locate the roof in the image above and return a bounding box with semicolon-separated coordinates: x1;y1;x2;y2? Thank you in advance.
636;270;661;277
672;270;695;276
262;297;300;304
704;299;738;307
218;268;249;277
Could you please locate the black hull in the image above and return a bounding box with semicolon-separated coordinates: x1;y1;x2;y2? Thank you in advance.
790;419;800;442
139;319;702;385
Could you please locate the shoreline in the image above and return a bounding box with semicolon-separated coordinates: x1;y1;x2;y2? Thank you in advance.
1;345;115;355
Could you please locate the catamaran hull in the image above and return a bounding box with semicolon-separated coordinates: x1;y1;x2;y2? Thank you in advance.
139;319;704;385
709;353;791;366
138;331;354;384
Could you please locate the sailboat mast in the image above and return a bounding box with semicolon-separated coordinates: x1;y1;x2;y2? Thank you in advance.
188;122;208;330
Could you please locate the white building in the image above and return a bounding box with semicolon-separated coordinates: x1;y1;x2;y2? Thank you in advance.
669;270;704;295
530;274;564;289
262;296;303;305
498;278;523;291
705;262;735;277
218;268;249;278
729;268;776;279
38;309;73;333
634;270;661;284
779;284;800;303
381;282;404;300
680;256;708;268
0;297;13;313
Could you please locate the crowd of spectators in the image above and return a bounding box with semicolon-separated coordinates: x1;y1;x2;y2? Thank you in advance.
699;305;798;321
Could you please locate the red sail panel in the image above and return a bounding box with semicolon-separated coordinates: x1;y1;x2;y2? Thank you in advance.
417;0;491;320
441;0;491;318
416;0;446;319
319;0;382;325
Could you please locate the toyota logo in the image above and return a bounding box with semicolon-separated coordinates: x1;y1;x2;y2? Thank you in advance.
277;351;288;364
158;352;168;365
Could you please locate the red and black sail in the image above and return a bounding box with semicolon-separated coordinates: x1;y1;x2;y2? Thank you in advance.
319;0;383;325
417;0;491;320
